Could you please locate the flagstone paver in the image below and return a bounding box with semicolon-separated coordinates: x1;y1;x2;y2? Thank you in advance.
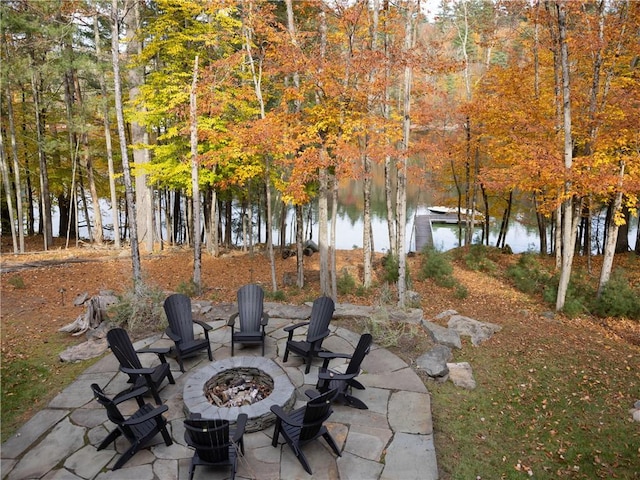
1;307;438;480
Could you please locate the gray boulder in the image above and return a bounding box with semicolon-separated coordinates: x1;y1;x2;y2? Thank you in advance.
447;314;501;346
416;345;452;378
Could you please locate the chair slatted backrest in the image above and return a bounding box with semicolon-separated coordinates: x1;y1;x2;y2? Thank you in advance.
107;328;142;370
164;293;195;345
91;383;132;438
236;284;264;332
345;333;373;376
299;389;336;442
184;418;231;463
307;297;334;342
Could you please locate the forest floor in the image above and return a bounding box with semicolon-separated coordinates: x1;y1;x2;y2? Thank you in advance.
2;236;639;478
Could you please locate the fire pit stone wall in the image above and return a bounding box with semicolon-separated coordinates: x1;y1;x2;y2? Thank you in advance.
183;356;296;432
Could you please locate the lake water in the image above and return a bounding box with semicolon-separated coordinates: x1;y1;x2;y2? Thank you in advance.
53;196;638;255
324;207;638;254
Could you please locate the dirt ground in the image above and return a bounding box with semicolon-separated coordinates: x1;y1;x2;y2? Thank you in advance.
0;236;526;350
2;235;639;439
2;235;639;359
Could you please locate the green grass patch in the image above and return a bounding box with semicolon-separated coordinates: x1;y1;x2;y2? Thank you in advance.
430;331;640;479
1;336;102;443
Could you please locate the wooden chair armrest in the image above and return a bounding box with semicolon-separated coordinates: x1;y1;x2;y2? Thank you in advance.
120;366;156;376
193;319;212;331
233;413;248;442
283;321;309;333
122;405;168;426
113;386;149;405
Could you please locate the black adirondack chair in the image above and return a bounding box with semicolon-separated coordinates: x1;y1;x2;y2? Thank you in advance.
270;388;341;474
183;413;248;480
91;383;172;470
227;284;269;356
163;293;213;372
316;333;373;409
106;327;175;405
282;296;335;374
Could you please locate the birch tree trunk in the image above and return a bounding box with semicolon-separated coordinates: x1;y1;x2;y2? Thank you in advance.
0;130;18;252
317;7;330;296
555;1;575;312
190;56;202;293
285;0;306;289
243;3;277;291
30;69;53;250
318;165;330;296
5;86;25;252
330;174;338;300
397;1;416;308
73;71;104;245
112;0;142;288
383;2;396;258
362;0;379;288
94;10;120;248
597;162;625;296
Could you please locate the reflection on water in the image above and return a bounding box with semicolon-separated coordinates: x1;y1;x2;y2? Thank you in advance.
327;208;638;254
330;212;542;253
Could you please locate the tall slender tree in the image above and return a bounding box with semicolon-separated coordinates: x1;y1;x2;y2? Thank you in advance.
112;0;142;287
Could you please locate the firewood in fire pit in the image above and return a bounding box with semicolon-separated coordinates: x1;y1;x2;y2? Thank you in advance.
204;372;273;408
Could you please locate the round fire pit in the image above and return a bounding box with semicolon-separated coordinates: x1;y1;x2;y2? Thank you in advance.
183;356;296;432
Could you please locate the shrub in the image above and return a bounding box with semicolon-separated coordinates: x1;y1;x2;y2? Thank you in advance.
454;284;469;299
381;254;399;283
542;270;592;318
507;253;551;294
265;289;287;301
109;282;167;334
8;276;25;289
337;270;357;295
418;247;460;289
592;269;640;319
176;279;200;297
418;247;452;280
463;244;497;273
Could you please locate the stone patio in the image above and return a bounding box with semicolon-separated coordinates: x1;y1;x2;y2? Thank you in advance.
1;313;439;480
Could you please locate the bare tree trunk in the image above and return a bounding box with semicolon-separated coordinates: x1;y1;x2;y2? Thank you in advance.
94;10;120;247
598;163;625;296
0;129;18;252
5;86;25;252
382;1;396;257
318;166;330;296
316;7;330;296
397;2;416;308
296;204;304;287
112;0;142;288
30;69;53;249
243;4;277;291
556;1;575;312
124;1;153;253
285;0;306;289
330;174;338;301
361;0;379;289
190;56;202;293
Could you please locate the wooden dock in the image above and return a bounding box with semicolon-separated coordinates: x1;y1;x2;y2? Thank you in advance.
414;215;435;251
414;214;475;251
